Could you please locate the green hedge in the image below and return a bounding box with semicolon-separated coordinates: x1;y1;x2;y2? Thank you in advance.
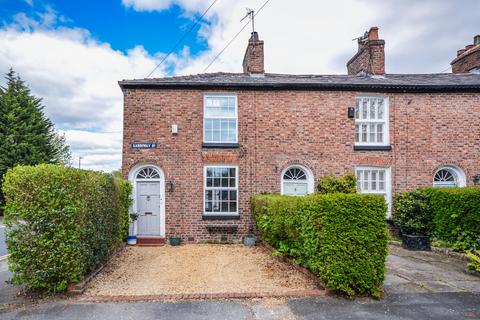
424;187;480;250
3;164;132;292
317;174;356;194
252;193;388;297
393;187;480;250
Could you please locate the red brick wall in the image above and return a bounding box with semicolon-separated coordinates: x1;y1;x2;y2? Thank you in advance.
122;88;480;242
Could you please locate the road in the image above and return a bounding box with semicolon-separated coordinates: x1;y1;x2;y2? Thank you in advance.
0;292;479;319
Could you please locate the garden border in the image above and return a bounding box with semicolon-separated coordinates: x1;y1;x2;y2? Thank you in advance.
67;244;127;294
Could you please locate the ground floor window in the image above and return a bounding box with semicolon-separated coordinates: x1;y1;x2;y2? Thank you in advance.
204;165;238;215
281;165;314;196
433;165;466;187
355;166;392;216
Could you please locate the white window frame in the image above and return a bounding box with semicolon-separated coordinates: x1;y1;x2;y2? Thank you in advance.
203;94;238;144
203;165;239;216
280;165;315;196
355;166;392;218
433;165;466;188
354;96;390;146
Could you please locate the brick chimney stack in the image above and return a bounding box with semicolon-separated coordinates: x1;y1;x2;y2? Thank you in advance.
243;32;264;74
347;27;385;76
451;35;480;73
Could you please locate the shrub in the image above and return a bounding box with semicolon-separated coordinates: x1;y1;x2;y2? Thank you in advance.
252;193;388;297
3;164;132;292
317;174;356;194
392;190;433;236
423;187;480;251
466;251;480;272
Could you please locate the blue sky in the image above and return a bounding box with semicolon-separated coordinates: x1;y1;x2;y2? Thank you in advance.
0;0;479;171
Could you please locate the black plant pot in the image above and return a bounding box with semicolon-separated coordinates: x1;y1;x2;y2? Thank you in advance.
401;234;431;251
169;237;182;246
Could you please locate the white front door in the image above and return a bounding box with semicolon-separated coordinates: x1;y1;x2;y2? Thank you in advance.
137;181;161;236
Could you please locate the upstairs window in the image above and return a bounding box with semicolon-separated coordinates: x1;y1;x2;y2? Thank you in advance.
355;96;389;146
204;95;237;144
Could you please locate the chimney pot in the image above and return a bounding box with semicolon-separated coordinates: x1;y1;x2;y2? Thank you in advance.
368;27;379;41
474;35;480;45
465;44;475;51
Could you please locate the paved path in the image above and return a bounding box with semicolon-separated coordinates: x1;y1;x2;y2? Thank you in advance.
385;245;480;294
0;293;479;319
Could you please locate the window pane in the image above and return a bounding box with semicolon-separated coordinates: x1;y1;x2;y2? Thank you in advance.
363;171;370;190
361;124;367;142
229;168;236;178
205;201;212;212
213;178;220;187
362;99;368;119
206;168;213;177
370;99;376;119
369;124;376;142
206;178;213;187
229;190;237;201
377;99;384;119
377;124;384;143
355;124;360;143
230;201;237;212
205;190;212;201
371;171;377;190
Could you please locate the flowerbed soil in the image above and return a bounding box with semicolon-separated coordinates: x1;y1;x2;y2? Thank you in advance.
85;244;319;297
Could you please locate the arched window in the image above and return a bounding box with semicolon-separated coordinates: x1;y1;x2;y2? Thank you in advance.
281;165;314;196
433;166;466;187
136;167;160;179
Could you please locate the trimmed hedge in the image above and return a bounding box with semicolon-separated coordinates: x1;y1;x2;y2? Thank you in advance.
3;164;132;292
393;187;480;251
424;187;480;250
252;193;388;297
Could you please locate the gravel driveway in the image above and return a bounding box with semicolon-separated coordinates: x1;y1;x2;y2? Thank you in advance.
85;244;320;297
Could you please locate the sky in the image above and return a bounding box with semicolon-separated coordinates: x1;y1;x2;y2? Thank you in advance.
0;0;479;172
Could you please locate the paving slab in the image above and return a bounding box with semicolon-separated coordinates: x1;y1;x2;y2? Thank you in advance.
386;245;480;294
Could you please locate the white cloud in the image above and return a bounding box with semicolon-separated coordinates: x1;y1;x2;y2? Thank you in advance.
121;0;207;13
0;13;163;172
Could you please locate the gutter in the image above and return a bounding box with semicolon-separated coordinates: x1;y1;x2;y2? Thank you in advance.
118;81;480;93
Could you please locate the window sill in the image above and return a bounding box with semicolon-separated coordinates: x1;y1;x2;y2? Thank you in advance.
354;145;392;151
202;143;240;149
202;214;240;220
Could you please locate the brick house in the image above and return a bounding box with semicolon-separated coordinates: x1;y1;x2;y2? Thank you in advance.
120;28;480;244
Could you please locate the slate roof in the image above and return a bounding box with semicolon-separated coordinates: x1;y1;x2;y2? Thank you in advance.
119;72;480;92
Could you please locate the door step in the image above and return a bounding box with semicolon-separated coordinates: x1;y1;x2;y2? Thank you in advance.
136;237;166;246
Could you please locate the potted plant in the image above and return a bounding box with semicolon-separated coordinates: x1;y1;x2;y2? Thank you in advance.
127;212;138;245
392;190;433;251
244;225;256;247
169;236;182;246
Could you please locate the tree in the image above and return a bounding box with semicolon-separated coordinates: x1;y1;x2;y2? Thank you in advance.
0;69;71;207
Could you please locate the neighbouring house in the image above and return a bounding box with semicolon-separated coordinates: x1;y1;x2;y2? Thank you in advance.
120;27;480;244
